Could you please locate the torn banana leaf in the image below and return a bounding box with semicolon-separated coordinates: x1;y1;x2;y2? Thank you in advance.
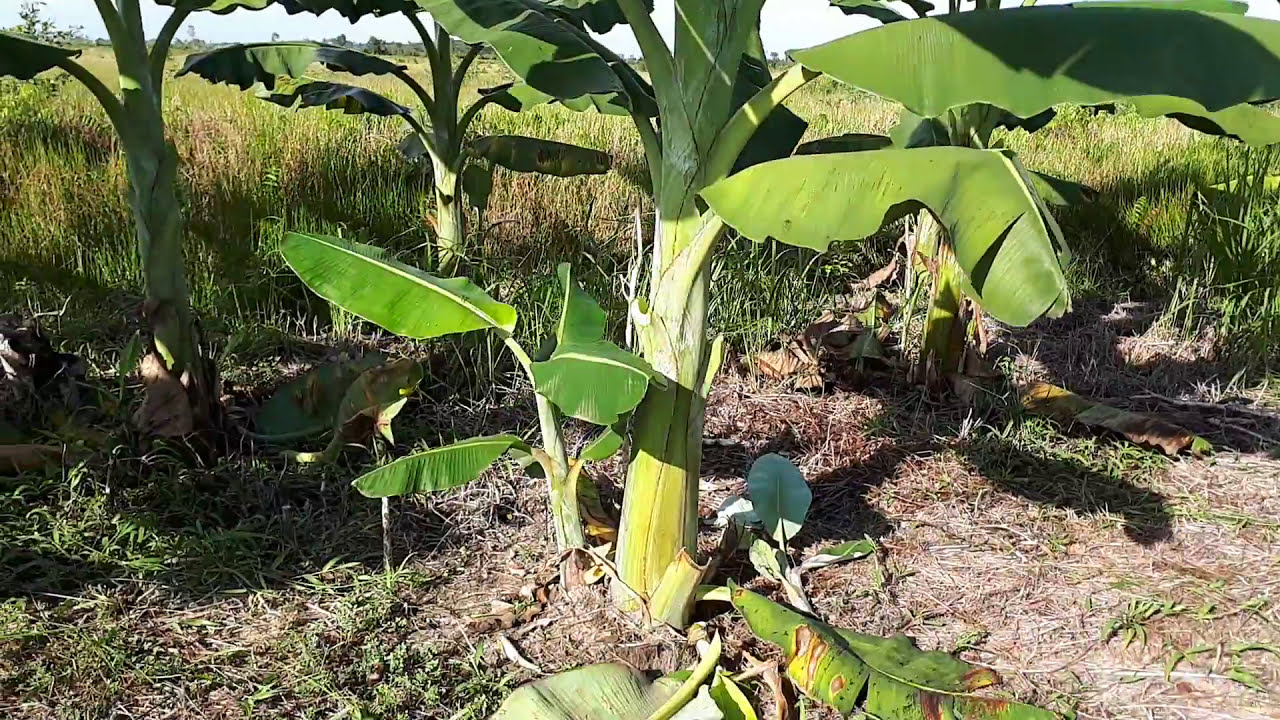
253;353;388;441
730;582;1057;719
293;359;423;463
1021;382;1212;456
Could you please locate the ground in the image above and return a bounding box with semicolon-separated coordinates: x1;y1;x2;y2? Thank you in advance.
2;296;1277;720
3;47;1280;720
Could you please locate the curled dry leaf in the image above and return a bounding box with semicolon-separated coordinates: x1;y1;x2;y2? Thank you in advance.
1022;382;1213;456
499;633;544;673
859;257;899;291
134;353;194;437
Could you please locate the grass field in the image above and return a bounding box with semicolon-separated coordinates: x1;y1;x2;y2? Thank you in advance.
2;49;1280;719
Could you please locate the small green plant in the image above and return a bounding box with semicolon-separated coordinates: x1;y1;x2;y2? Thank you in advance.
721;453;875;615
1102;598;1188;649
277;231;659;588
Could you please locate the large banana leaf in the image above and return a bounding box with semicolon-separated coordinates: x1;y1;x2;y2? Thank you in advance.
468;135;611;177
546;0;652;34
796;133;893;155
831;0;933;23
0;31;79;80
166;0;419;19
793;7;1280;134
412;0;638;111
701;148;1068;327
352;434;526;498
1127;96;1280;146
492;635;725;718
730;583;1056;719
266;81;411;117
280;232;517;338
484;81;636;117
178;43;404;90
1072;0;1246;11
729;55;809;174
531;264;656;425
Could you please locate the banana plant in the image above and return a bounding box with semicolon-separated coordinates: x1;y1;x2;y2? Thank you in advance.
166;0;613;273
0;0;237;435
276;231;659;586
866;0;1280;390
414;0;1280;628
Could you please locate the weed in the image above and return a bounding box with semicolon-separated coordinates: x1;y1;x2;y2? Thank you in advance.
1102;598;1188;648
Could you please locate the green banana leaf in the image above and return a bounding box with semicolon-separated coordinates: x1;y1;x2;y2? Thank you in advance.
831;0;934;23
468;135;611;177
546;0;652;34
491;634;725;719
352;434;527;498
531;264;656;426
280;232;517;338
1028;171;1096;206
484;81;635;117
178;42;404;91
1128;96;1280;146
747;454;811;547
578;416;627;462
701;147;1069;327
794;6;1280;143
0;30;79;80
1072;0;1246;11
490;664;687;719
265;81;411;117
730;583;1057;719
166;0;419;19
729;55;809;174
254;353;388;439
412;0;639;112
795;133;893;155
462;162;495;210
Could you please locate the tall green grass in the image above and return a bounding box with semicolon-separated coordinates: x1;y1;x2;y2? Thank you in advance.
1;51;1274;371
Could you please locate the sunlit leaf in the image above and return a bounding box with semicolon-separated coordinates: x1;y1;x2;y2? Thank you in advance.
352;434;528;498
730;583;1056;719
702;147;1070;327
747;454;811;547
280;232;516;339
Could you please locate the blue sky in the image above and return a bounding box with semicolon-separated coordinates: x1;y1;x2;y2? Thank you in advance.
6;1;1280;55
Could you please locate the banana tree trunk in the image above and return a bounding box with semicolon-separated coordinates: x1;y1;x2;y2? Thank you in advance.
916;214;969;389
432;164;464;274
615;213;717;615
123;94;217;433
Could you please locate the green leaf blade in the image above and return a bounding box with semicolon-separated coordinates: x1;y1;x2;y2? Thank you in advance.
280;232;517;339
179;42;404;91
265;81;411;117
469;135;611;177
747;454;811;547
352;434;524;498
795;7;1280;126
0;31;79;81
702;147;1069;327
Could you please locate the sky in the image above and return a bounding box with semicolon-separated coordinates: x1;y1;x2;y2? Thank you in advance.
5;0;1280;55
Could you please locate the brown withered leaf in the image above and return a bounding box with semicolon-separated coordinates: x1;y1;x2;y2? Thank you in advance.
1022;382;1213;456
859;257;899;291
134;353;193;437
